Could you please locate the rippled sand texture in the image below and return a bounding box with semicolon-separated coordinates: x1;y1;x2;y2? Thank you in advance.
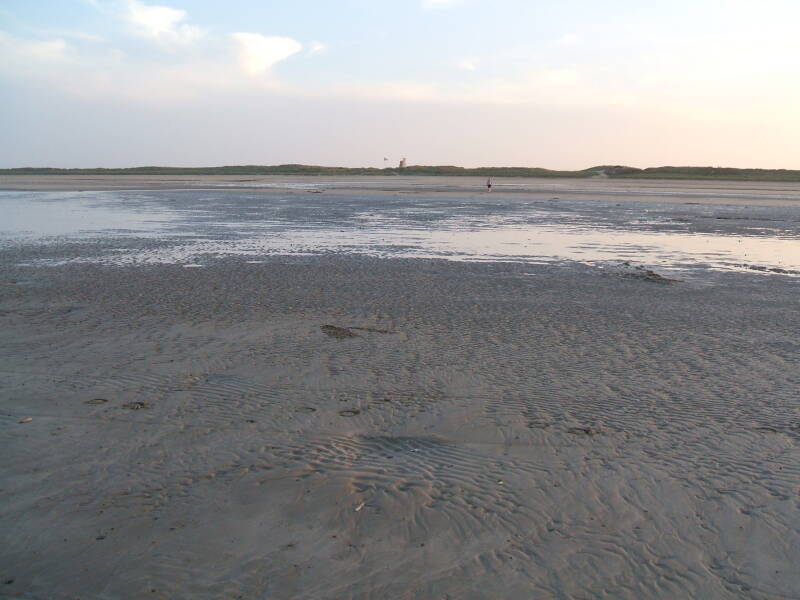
1;254;798;599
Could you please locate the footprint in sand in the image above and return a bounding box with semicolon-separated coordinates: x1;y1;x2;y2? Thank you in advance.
339;409;361;417
320;325;359;339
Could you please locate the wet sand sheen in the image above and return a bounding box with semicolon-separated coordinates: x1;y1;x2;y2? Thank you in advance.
2;183;799;275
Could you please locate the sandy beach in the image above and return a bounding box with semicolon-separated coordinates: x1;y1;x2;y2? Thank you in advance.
1;177;799;599
4;174;800;207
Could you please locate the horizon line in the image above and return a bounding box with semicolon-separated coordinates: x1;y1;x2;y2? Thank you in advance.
2;163;799;172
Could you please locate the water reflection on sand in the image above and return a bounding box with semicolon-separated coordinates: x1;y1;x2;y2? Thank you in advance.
1;188;798;275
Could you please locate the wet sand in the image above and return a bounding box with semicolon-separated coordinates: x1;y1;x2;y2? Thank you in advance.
1;179;799;599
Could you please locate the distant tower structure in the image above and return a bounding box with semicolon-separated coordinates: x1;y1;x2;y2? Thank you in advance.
399;157;408;169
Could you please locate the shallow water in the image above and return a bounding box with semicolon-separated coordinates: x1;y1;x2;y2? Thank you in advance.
0;191;179;237
1;189;798;275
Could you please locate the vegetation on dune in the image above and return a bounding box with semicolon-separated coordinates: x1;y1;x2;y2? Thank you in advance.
604;166;800;181
0;164;386;176
1;164;799;181
0;164;591;177
390;165;590;177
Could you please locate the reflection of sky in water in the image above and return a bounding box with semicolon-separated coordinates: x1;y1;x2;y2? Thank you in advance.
140;226;798;274
1;190;798;275
0;192;179;236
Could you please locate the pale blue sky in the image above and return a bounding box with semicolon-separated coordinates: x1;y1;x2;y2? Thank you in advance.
2;0;799;168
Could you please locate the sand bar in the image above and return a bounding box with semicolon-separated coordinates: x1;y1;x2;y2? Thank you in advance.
3;174;800;206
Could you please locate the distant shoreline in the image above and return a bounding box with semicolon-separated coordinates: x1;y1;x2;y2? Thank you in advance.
3;174;799;206
2;164;800;182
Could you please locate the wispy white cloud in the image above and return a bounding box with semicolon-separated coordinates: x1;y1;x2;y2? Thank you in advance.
308;41;327;55
6;0;796;124
33;29;107;43
0;26;605;109
0;31;71;63
457;58;477;71
124;0;203;45
0;27;303;104
0;0;307;102
231;33;302;76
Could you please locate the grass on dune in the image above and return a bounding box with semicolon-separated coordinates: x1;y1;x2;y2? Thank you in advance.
2;164;800;182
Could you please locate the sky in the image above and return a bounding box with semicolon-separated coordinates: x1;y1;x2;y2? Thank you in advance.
1;0;799;169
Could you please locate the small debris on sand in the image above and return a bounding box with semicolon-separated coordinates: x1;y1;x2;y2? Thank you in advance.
84;398;108;405
320;325;359;339
634;269;678;284
19;417;33;424
339;409;361;417
601;261;680;284
568;426;600;436
122;401;150;410
354;502;365;512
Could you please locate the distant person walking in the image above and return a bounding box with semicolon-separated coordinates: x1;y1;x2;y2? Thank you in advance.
486;177;492;192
